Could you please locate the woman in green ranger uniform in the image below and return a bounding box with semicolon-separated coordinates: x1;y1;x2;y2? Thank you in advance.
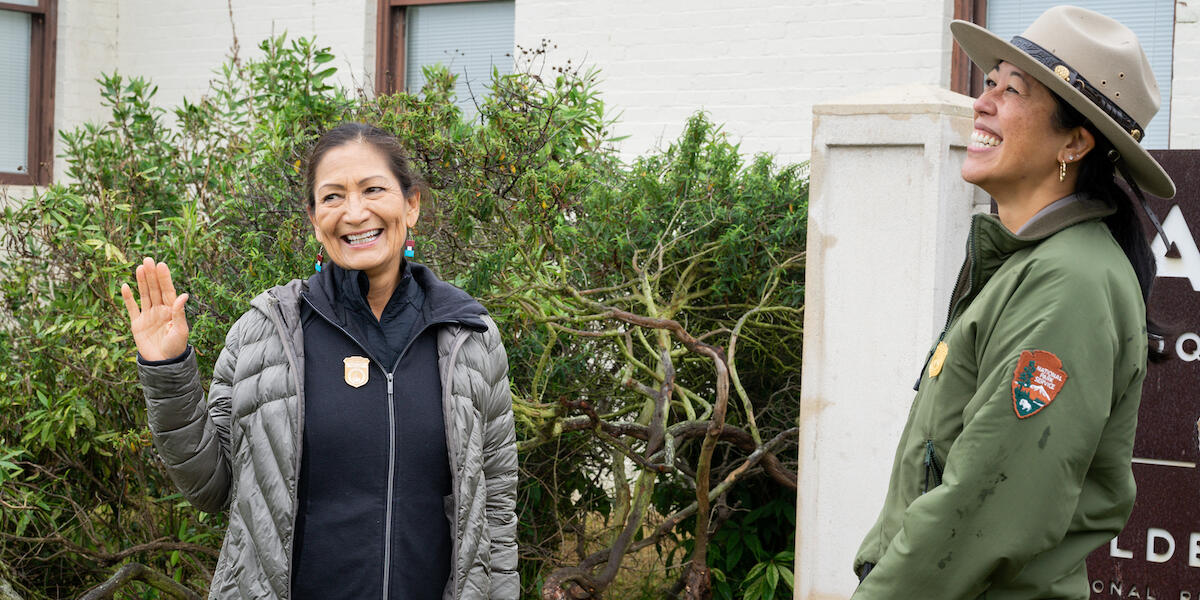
852;7;1175;599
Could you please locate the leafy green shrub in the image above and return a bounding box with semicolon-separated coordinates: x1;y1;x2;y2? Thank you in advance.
0;35;806;599
0;34;348;598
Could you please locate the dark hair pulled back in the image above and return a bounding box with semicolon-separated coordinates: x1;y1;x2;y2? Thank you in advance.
303;122;426;212
1051;98;1169;360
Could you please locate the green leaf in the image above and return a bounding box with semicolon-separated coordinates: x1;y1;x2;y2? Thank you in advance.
776;565;795;590
726;541;743;569
16;511;30;536
746;532;766;561
744;561;767;581
765;561;779;591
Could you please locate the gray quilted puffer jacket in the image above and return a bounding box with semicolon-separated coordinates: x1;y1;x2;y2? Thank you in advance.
137;279;518;599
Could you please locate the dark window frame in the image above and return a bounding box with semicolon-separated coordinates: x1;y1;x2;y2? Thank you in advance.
950;0;987;98
0;0;56;186
374;0;495;96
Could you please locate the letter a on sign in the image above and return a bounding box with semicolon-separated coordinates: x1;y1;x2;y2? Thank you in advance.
1152;204;1200;291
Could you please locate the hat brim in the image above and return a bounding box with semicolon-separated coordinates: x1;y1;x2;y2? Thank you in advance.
950;20;1175;199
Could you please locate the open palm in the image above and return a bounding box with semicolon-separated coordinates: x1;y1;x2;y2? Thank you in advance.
121;258;190;362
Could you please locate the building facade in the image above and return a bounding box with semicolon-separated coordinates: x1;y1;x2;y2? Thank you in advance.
5;0;1195;193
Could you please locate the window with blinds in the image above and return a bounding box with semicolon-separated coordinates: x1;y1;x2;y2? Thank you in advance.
404;1;514;116
0;9;32;175
986;0;1175;149
0;0;55;185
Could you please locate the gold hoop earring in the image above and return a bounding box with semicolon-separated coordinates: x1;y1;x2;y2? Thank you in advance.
1059;160;1066;183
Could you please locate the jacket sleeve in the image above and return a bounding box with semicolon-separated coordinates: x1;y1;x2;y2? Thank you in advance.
137;319;242;514
477;317;520;598
853;262;1138;598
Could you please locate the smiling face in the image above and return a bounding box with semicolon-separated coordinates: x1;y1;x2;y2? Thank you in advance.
308;141;419;282
962;62;1076;201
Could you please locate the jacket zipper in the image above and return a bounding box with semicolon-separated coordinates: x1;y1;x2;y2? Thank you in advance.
916;220;979;494
923;439;944;493
912;331;947;392
378;321;453;599
943;221;979;335
914;222;978;392
383;372;396;598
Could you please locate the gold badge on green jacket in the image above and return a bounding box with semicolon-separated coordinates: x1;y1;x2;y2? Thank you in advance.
344;356;370;388
928;342;949;378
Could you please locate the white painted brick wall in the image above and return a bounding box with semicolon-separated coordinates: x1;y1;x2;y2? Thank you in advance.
1171;0;1200;148
41;0;376;189
42;0;1200;184
515;0;954;165
116;0;376;111
53;0;121;180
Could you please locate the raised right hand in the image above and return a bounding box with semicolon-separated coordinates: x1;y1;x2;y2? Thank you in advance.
121;257;191;362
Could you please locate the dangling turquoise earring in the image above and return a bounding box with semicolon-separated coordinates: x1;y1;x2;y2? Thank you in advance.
404;230;415;259
314;250;323;273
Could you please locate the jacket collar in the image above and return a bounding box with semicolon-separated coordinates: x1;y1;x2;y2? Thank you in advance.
259;261;488;335
978;193;1115;251
947;193;1115;325
301;260;423;331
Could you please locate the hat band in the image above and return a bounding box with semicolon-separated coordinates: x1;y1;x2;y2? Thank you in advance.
1011;36;1145;142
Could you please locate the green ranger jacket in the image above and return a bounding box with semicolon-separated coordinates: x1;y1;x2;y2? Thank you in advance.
853;195;1148;599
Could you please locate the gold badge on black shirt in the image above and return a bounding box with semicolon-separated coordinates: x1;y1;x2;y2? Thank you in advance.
344;356;369;388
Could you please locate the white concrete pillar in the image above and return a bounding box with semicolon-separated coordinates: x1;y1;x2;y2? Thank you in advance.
793;85;987;600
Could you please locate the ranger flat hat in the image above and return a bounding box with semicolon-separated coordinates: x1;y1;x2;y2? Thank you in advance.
951;6;1175;198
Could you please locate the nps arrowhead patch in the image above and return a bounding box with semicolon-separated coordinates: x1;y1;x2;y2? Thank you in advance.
1011;350;1067;419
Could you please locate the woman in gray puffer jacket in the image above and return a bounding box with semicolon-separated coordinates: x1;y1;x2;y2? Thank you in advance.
121;123;518;599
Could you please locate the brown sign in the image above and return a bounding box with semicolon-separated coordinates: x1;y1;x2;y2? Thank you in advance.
1085;150;1200;599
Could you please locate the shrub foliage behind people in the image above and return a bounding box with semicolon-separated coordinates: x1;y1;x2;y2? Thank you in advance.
0;36;806;599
